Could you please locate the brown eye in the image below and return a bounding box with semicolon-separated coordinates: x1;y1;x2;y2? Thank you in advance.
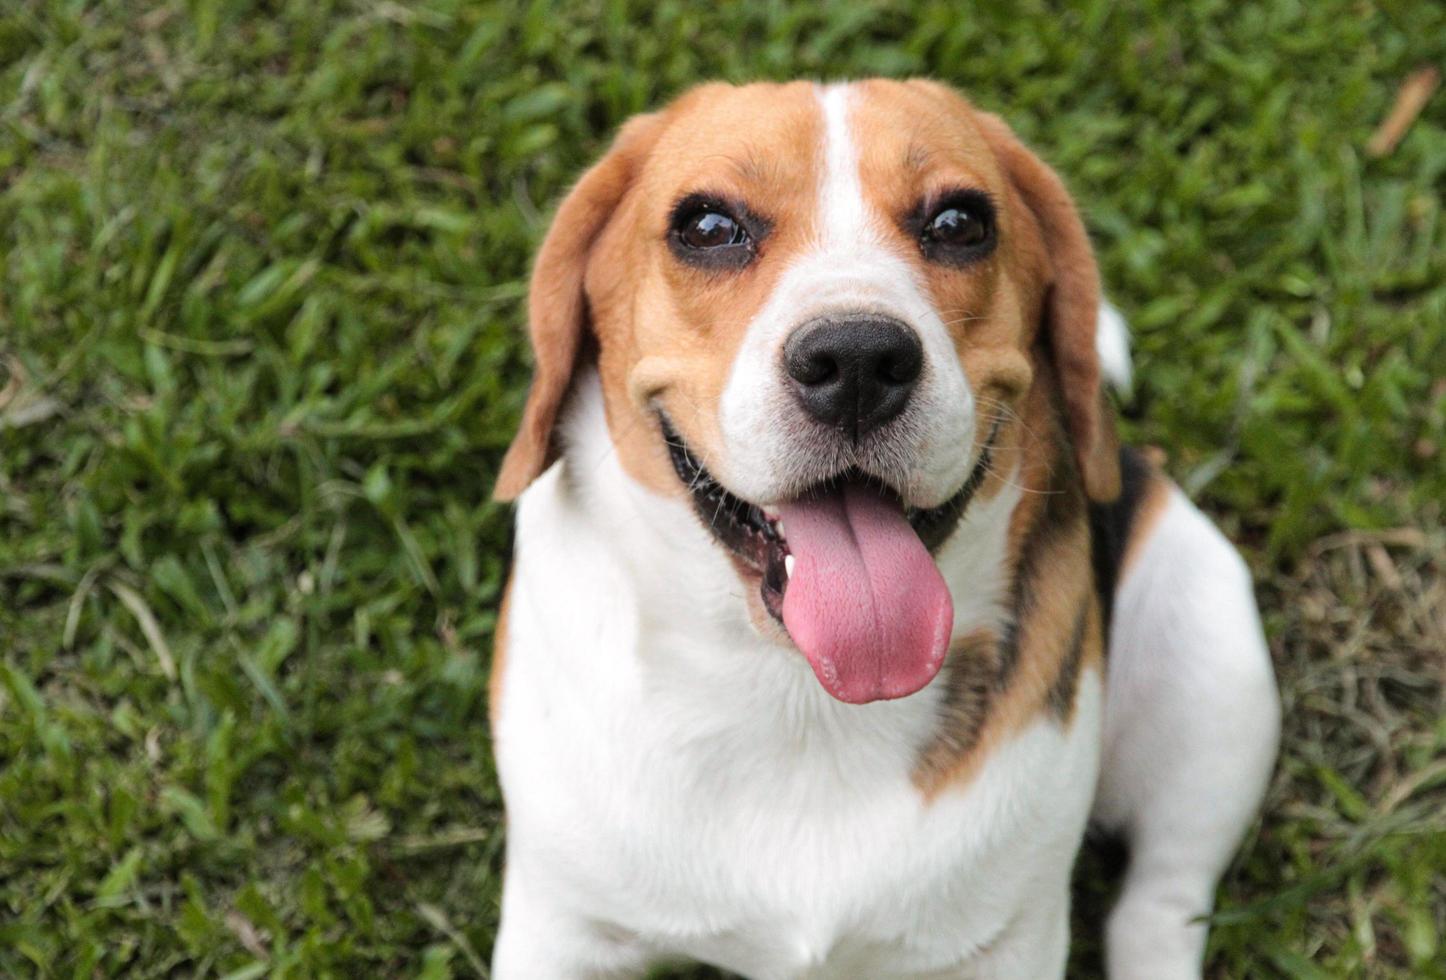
918;191;997;265
668;195;766;270
680;210;748;249
926;206;988;247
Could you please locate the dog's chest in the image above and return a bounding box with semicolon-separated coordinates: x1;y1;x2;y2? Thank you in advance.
500;605;1100;977
502;656;1014;974
495;461;1102;976
503;653;1101;977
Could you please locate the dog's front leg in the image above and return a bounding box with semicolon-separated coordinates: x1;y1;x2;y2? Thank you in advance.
1092;491;1280;980
963;882;1070;980
492;859;651;980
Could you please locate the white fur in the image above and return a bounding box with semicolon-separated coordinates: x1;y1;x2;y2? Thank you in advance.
494;374;1099;979
817;84;870;254
717;84;976;510
1095;300;1132;395
494;401;1279;978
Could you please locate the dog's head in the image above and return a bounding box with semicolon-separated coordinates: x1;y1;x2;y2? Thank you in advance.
496;80;1119;704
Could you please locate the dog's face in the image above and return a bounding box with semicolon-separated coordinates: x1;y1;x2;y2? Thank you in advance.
497;80;1118;703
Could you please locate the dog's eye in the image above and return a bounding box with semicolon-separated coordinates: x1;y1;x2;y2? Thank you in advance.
678;210;748;250
919;192;996;264
926;207;988;247
668;196;764;269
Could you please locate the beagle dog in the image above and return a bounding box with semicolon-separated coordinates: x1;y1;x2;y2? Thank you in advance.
488;80;1280;980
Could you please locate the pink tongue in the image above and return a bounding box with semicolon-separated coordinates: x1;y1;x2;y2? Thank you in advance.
777;484;953;703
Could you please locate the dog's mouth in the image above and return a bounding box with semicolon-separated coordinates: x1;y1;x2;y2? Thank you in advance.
661;415;996;703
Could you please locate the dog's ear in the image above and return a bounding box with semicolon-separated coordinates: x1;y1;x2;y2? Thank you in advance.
976;111;1121;502
493;113;662;502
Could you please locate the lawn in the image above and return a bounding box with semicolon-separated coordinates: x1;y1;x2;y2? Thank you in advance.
2;0;1443;976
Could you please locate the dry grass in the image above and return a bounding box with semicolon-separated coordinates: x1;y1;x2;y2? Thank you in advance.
1233;521;1446;975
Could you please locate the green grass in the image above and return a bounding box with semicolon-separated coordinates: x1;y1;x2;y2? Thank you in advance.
2;0;1443;976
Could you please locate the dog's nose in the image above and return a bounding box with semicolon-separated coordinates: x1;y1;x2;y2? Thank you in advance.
784;314;923;439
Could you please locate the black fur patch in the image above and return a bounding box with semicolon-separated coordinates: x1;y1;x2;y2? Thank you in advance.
1087;446;1152;635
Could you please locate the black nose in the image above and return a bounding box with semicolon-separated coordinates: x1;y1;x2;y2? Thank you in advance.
784;314;924;440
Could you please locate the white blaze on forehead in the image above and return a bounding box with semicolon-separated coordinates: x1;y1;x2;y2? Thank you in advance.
714;81;979;509
817;83;879;250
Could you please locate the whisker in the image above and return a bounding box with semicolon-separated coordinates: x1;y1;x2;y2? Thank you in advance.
936;313;997;328
970;404;1059;498
975;395;1051;455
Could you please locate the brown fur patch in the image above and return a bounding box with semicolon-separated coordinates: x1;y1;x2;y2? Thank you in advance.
1046;594;1101;722
914;376;1101;797
913;630;1002;779
997;421;1087;686
1117;466;1174;580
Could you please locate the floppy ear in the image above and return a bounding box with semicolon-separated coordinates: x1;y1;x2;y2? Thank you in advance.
492;114;662;502
976;112;1121;502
